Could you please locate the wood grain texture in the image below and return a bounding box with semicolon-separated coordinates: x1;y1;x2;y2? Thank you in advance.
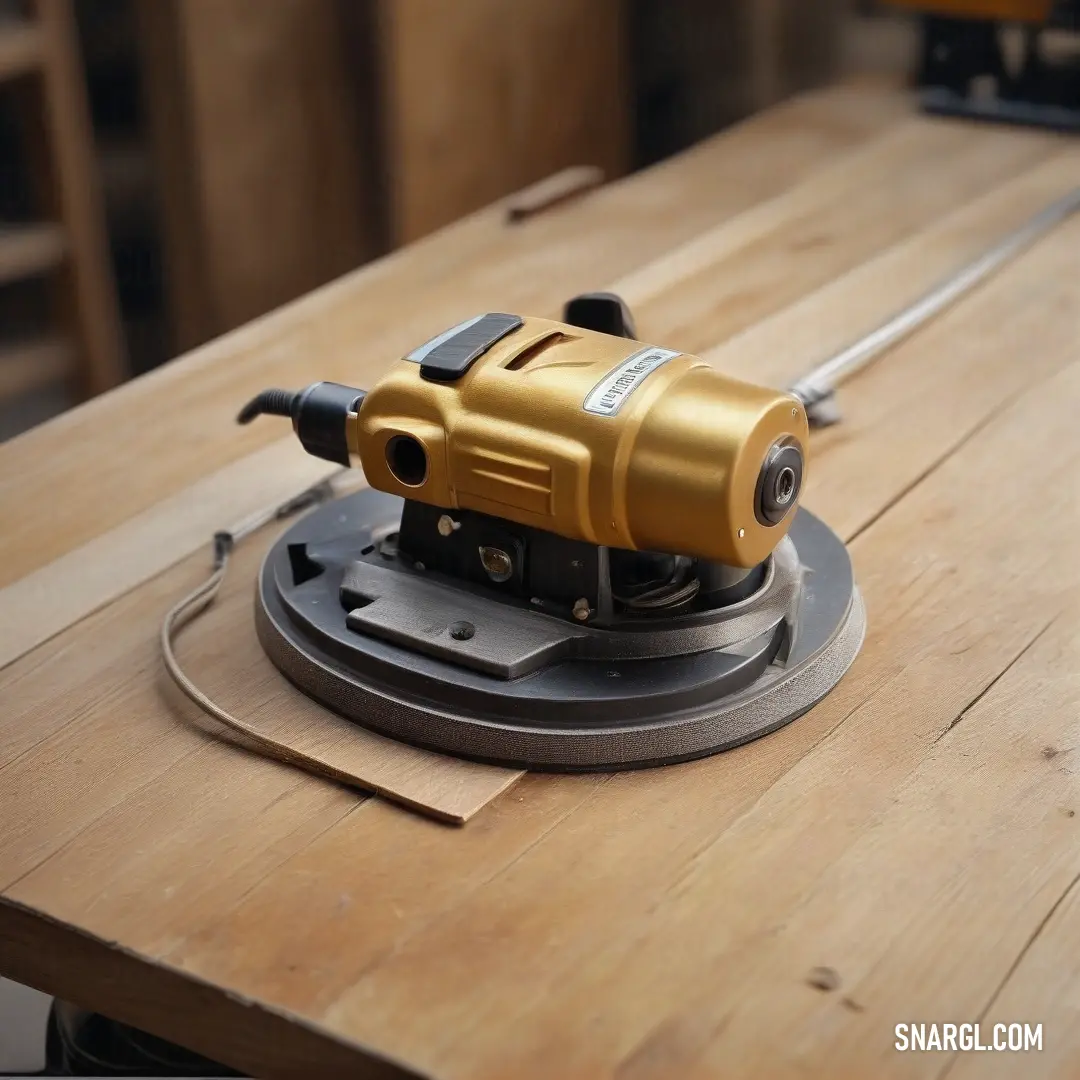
0;80;906;830
133;0;379;350
0;79;905;589
167;529;522;824
0;900;421;1080
0;439;333;669
0;90;1036;668
3;82;1079;1078
376;0;629;244
611;116;1063;356
0;451;518;825
294;236;1080;1080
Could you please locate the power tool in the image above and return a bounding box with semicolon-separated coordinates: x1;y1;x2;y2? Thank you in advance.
887;0;1080;131
237;294;864;769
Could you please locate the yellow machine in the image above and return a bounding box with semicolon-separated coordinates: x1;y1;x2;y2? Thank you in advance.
351;316;806;569
242;311;807;569
238;294;862;770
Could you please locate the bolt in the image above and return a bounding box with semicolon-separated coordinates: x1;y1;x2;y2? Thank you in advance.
437;514;460;537
449;620;475;641
573;598;591;621
415;561;426;571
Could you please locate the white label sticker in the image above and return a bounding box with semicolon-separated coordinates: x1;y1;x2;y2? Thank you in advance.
582;347;681;416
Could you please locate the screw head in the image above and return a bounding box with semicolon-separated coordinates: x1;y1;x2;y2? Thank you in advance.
449;620;475;641
572;598;591;621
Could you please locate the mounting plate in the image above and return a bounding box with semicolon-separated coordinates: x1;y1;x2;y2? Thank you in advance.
255;490;865;770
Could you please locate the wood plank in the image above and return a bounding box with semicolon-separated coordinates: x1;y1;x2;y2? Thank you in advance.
0;130;1067;683
133;0;380;350
162;525;521;824
0;79;905;586
0;124;1072;780
3;155;1080;1076
0;118;1068;679
5;82;1077;1080
308;345;1080;1079
0;222;65;285
375;0;629;245
33;0;127;397
130;0;214;351
0;521;518;842
702;148;1080;539
0;335;70;399
16;326;1067;1077
0;141;1068;670
0;439;337;670
951;835;1080;1080
0;899;418;1080
610;115;1063;357
841;12;919;78
678;598;1080;1078
0;20;43;81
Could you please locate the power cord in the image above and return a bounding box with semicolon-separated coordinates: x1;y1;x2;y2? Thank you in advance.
160;469;373;795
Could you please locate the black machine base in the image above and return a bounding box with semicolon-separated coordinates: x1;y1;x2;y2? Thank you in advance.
254;490;864;770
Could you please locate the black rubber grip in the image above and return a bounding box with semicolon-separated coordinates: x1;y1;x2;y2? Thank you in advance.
418;313;523;382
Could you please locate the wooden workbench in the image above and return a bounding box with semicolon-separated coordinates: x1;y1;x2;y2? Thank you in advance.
2;78;1080;1079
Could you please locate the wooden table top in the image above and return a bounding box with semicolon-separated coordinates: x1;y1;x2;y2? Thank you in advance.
3;78;1080;1079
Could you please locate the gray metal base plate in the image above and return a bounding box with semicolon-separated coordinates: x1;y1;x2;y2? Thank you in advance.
255;490;865;769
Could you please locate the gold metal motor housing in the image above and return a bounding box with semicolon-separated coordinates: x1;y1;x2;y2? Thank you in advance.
348;315;808;568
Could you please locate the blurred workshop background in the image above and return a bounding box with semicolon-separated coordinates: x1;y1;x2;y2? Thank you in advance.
0;0;928;444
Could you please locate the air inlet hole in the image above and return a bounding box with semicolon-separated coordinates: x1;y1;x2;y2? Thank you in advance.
386;435;428;486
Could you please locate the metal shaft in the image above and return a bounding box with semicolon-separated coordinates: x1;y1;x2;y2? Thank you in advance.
789;185;1080;426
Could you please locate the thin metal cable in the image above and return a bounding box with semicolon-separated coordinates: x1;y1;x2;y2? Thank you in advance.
788;184;1080;424
160;469;372;793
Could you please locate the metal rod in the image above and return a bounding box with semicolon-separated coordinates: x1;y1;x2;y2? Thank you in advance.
788;185;1080;427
